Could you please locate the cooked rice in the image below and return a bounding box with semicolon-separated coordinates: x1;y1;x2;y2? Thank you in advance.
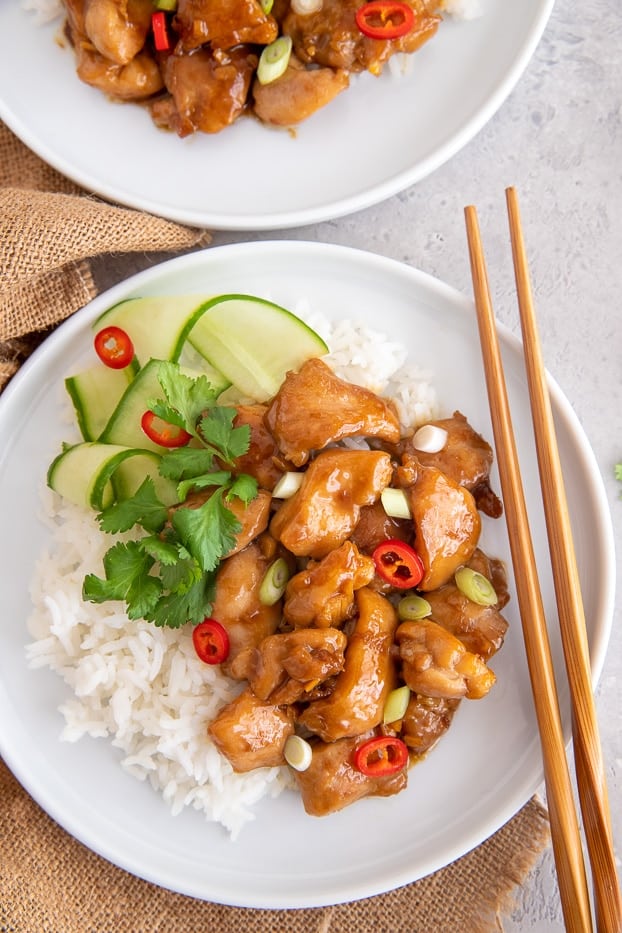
26;317;438;837
20;0;62;24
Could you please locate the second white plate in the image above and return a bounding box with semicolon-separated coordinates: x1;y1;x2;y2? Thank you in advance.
1;2;553;229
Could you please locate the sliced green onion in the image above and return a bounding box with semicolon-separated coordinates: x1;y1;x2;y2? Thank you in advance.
454;567;498;606
397;594;432;621
383;684;411;724
412;424;448;454
259;557;290;605
259;0;274;12
155;0;177;10
257;36;292;85
284;734;313;771
380;487;412;519
272;470;304;498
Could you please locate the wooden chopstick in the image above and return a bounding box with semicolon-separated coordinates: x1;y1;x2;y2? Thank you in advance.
505;186;622;933
464;202;593;933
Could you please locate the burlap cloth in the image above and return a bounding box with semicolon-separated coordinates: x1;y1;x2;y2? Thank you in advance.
0;120;552;932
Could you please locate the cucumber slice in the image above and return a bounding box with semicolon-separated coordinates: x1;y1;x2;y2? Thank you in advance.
48;442;178;511
187;294;328;402
65;364;135;441
94;296;207;367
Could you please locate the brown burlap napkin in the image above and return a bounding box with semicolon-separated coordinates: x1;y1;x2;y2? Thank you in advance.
0;121;551;932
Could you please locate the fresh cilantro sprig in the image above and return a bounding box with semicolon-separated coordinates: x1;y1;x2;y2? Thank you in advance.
83;363;258;628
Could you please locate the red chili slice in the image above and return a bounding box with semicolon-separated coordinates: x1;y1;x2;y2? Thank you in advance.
353;735;409;777
140;410;192;448
93;326;134;370
192;618;230;665
355;1;415;40
372;538;424;589
151;11;171;51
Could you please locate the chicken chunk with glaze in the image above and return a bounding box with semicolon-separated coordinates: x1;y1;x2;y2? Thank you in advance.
270;449;393;558
264;358;400;466
397;619;496;700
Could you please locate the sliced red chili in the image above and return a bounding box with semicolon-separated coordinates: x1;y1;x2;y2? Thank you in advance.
151;11;171;51
140;410;192;448
372;538;424;589
353;735;409;777
93;326;134;370
355;1;415;40
192;618;230;665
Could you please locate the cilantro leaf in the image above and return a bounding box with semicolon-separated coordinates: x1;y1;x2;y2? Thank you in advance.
83;541;160;621
145;573;216;628
171;489;241;572
198;407;250;464
228;473;259;505
176;470;231;502
139;534;182;566
159;447;218;481
160;555;202;594
97;477;168;534
155;362;219;431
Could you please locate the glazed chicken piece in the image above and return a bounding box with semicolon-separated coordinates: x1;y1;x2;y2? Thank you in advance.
397;619;496;700
400;694;460;756
174;0;278;52
253;55;349;126
425;549;509;661
245;627;347;704
298;587;398;741
405;411;503;518
283;0;440;76
292;730;407;817
154;47;258;136
222;404;291;491
210;540;281;679
83;0;153;65
168;487;271;558
350;500;411;554
264;358;400;466
63;1;163;100
283;540;375;629
208;687;294;772
397;455;481;591
270;449;392;559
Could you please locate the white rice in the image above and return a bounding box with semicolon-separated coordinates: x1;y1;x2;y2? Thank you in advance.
26;319;438;837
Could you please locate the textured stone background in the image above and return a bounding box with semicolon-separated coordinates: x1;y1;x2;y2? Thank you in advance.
92;1;621;927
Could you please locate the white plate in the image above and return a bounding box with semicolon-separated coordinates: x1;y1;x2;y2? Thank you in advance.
0;2;553;230
0;242;614;909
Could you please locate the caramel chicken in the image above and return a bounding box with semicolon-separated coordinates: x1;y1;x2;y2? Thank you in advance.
83;0;153;65
297;587;398;741
396;619;496;700
253;55;349;127
210;540;281;679
283;541;375;629
208;687;294;772
425;549;509;661
154;47;259;137
264;358;400;466
224;403;290;491
245;628;347;705
270;449;393;558
292;731;407;817
174;0;278;52
401;694;460;756
283;0;441;76
405;411;503;518
397;456;481;591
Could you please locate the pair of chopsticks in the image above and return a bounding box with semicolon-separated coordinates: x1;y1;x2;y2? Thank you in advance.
464;188;621;933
